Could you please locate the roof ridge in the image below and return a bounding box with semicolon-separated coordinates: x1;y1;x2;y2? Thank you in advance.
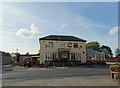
39;35;87;42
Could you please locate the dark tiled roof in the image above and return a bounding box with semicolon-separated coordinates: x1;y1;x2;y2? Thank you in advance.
39;35;87;42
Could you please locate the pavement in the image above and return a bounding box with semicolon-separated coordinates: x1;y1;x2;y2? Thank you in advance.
1;64;110;71
12;66;71;71
11;64;110;71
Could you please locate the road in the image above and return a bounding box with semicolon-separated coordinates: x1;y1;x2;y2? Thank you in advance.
2;65;118;86
2;65;110;80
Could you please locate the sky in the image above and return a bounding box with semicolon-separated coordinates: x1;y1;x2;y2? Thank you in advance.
0;2;118;55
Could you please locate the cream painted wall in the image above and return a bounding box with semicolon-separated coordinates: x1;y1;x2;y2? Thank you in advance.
39;40;86;64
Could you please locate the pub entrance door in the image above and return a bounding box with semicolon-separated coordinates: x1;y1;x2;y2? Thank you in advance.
58;51;69;63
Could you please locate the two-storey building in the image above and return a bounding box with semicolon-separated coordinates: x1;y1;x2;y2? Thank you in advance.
39;35;87;66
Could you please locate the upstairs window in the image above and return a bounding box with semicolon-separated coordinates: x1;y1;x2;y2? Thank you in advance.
48;42;53;47
61;42;66;48
74;43;78;48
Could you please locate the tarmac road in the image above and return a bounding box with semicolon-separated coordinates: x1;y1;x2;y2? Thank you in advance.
2;65;110;80
2;65;118;86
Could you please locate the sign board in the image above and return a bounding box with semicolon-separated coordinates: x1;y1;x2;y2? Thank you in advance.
110;64;120;80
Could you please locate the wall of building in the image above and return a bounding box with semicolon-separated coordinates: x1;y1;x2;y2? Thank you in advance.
105;57;120;62
1;51;12;65
86;49;105;61
19;54;40;66
39;40;86;64
86;54;105;61
19;55;32;66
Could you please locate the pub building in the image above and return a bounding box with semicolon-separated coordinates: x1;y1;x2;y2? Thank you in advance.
39;35;87;66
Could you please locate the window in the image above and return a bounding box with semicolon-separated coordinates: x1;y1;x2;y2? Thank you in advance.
76;53;81;60
70;53;81;60
45;53;53;60
61;42;66;48
74;43;78;48
71;53;75;60
45;53;58;60
48;42;53;47
53;53;57;60
71;53;76;60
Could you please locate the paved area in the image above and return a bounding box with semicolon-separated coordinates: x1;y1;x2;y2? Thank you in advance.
3;76;118;86
8;65;110;71
1;65;119;86
2;65;71;72
2;65;110;80
13;66;60;71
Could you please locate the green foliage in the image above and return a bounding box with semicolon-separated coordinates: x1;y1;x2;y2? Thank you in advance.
11;52;20;63
115;48;120;57
99;45;113;58
86;41;113;58
86;41;100;51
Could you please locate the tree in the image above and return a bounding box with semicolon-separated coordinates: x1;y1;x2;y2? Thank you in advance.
15;52;20;62
115;48;120;57
11;52;20;63
11;52;17;63
99;45;113;58
86;41;100;51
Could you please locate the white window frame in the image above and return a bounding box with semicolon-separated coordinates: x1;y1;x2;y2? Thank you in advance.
44;53;53;60
70;53;81;60
61;42;66;48
48;42;53;47
76;53;81;60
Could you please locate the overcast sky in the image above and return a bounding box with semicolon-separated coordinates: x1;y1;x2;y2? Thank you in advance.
0;2;118;55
